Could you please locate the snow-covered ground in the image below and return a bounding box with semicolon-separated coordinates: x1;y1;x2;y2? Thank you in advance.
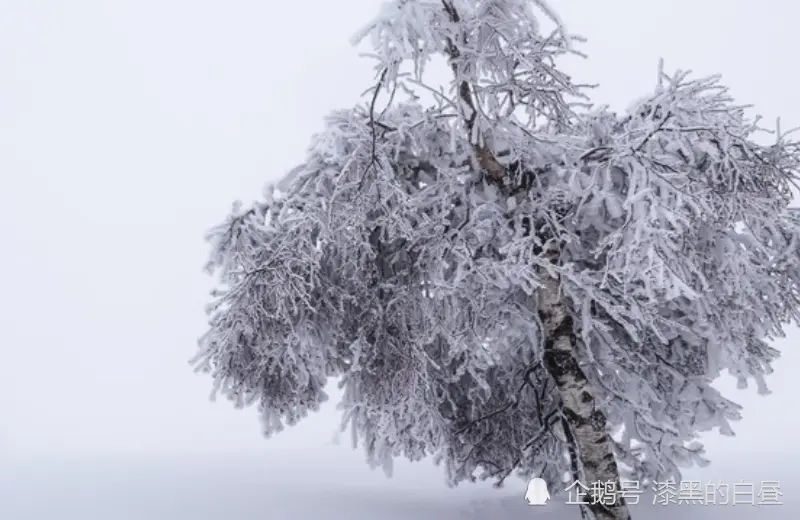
2;438;796;519
3;378;797;520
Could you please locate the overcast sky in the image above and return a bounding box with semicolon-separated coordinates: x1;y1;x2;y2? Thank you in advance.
1;0;798;517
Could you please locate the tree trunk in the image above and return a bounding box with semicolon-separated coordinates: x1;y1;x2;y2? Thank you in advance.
537;268;632;520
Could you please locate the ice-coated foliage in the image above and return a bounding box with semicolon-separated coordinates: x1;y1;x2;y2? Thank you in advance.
193;0;800;490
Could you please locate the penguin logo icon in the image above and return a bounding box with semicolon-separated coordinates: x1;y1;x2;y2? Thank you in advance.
524;477;551;505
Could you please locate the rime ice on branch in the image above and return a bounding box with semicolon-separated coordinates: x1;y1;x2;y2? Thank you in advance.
194;2;800;519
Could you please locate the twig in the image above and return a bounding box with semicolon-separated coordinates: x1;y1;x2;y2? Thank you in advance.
359;68;389;189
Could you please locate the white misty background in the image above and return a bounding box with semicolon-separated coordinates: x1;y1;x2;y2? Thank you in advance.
0;1;797;519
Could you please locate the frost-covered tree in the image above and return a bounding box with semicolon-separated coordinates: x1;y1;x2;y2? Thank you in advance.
192;1;800;519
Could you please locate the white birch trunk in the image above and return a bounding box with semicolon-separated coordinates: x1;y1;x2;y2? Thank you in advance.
537;267;633;520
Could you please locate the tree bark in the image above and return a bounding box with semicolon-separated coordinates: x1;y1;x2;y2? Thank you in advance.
537;267;632;520
434;6;631;516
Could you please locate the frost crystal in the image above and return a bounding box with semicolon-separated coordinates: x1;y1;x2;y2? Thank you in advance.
194;0;800;495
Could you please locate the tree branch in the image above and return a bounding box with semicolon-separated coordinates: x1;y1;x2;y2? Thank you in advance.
440;0;506;183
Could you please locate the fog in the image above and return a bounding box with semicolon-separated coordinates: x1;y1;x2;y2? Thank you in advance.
1;0;797;518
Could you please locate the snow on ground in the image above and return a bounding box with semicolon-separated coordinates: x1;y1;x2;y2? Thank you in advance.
3;379;797;520
2;443;796;519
